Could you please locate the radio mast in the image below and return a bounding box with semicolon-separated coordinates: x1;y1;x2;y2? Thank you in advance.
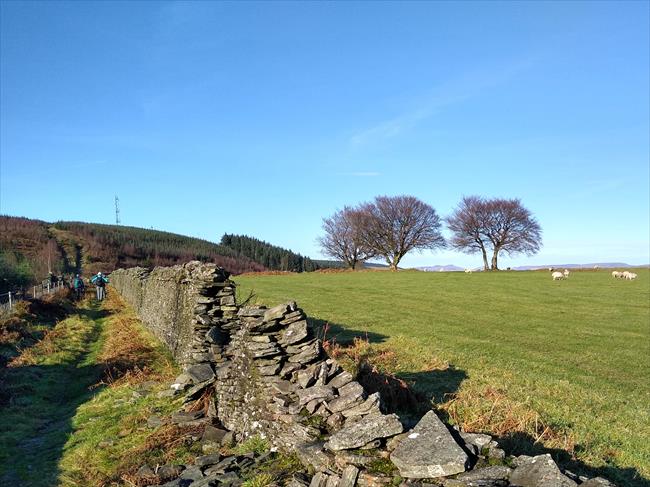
115;195;121;225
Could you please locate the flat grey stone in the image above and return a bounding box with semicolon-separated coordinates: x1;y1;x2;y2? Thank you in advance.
328;371;354;389
280;320;309;345
339;465;360;487
580;478;617;487
180;466;204;481
205;326;228;345
340;392;381;418
172;410;204;424
456;465;511;482
186;364;215;383
509;454;577;487
297;385;335;405
325;413;403;451
264;303;290;322
328;382;365;413
390;410;470;478
195;453;222;467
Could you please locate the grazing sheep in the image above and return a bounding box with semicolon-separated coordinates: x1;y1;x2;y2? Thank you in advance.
563;269;570;278
612;271;622;278
548;267;554;272
622;271;631;279
625;272;637;280
552;271;565;281
464;268;473;274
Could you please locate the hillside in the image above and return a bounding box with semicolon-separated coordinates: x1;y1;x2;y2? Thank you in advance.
0;216;265;292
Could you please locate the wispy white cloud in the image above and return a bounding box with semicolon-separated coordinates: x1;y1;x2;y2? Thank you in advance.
349;60;534;147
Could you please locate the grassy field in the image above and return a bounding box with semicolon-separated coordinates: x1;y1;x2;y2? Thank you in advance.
236;268;650;486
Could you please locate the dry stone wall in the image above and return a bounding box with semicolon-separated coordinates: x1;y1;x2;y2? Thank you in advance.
111;262;616;487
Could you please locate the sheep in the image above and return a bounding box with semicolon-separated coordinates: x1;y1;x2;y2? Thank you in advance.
563;269;570;278
552;271;565;280
622;271;631;279
612;271;622;278
464;268;473;274
548;267;554;272
625;272;637;280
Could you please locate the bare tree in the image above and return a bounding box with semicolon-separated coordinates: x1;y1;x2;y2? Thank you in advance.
357;195;445;271
446;196;491;271
447;196;542;271
318;206;374;270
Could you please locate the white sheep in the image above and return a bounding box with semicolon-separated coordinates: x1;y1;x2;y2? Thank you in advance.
464;268;473;274
563;269;570;278
625;272;637;280
622;271;631;279
552;271;565;281
612;271;623;278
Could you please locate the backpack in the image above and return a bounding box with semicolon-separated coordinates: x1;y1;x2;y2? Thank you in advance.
95;276;105;287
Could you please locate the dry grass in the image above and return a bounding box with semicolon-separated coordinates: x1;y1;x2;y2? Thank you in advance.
96;292;175;387
440;386;577;455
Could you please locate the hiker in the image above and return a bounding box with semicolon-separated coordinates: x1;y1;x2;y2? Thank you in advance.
73;274;85;300
91;272;109;300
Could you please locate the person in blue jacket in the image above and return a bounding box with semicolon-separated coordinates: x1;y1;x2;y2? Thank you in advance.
91;272;109;300
73;274;85;300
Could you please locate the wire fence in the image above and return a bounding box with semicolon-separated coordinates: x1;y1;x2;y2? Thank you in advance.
0;281;67;313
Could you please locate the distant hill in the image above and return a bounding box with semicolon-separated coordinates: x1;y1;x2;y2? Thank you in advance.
413;262;644;272
416;265;466;272
0;216;265;292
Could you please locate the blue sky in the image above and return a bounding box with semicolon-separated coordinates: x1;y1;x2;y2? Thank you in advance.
1;1;648;268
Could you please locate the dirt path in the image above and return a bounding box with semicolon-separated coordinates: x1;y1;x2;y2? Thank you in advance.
0;302;108;486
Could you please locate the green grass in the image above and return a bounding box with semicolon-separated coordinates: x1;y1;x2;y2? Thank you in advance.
0;293;186;486
236;268;650;486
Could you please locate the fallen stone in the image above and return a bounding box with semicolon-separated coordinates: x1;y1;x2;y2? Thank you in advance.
455;465;511;482
179;465;204;481
509;454;577;487
580;478;617;487
340;465;360;487
390;410;469;478
157;464;184;481
294;442;335;472
460;432;493;455
171;410;204;424
195;453;222;468
183;378;216;403
272;380;296;395
136;465;155;478
238;306;266;317
280;310;305;324
325;413;403;451
186;364;215;384
310;473;330;487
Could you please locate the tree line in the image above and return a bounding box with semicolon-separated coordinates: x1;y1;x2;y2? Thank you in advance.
319;195;542;271
220;234;323;272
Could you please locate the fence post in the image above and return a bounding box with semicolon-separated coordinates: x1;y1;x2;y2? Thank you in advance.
8;292;12;310
47;282;51;293
34;286;37;298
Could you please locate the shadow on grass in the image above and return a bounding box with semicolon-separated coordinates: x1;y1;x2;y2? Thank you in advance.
498;431;649;487
0;303;109;486
308;317;390;345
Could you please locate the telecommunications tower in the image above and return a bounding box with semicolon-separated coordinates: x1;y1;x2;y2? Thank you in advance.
115;195;121;225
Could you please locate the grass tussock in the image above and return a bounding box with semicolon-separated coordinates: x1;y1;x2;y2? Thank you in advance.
440;386;577;455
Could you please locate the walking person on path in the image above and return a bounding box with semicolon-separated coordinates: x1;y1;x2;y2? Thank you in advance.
73;274;85;301
91;272;109;301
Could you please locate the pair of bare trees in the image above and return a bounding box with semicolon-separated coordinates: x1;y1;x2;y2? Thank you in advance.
319;195;541;271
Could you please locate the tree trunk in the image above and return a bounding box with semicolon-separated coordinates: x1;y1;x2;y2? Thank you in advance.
481;247;489;271
491;249;499;271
